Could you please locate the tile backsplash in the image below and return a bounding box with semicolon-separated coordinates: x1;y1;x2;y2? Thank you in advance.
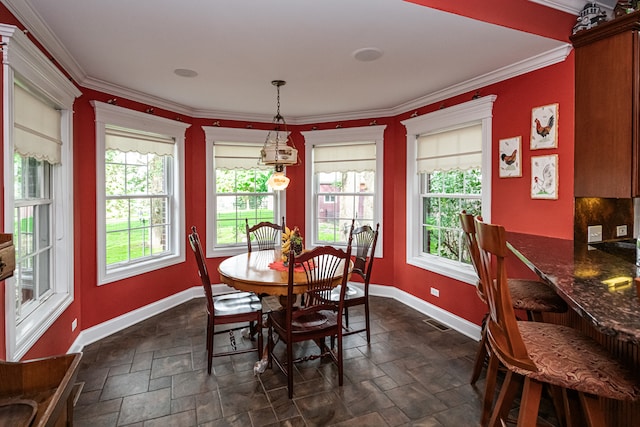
574;197;634;243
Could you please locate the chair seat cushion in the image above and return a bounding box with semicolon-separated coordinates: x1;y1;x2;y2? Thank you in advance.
329;283;365;301
507;321;640;401
270;309;338;334
508;279;568;313
213;291;262;315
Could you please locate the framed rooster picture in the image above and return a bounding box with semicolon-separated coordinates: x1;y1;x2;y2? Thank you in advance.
531;154;558;199
530;103;558;150
499;136;521;178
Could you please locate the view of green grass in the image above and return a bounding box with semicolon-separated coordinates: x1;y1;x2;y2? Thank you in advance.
105;210;352;264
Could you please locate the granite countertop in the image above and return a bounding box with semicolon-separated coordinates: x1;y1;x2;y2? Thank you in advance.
507;233;640;344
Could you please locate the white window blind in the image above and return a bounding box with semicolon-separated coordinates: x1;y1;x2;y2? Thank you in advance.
416;124;482;173
106;126;175;156
313;142;376;173
214;142;269;170
14;84;62;164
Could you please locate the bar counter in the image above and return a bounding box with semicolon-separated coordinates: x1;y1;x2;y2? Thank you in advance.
507;233;640;344
507;233;640;426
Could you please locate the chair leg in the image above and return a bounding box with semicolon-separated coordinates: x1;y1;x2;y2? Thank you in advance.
267;325;273;369
364;298;371;343
488;370;522;427
256;317;264;362
517;377;543;427
547;385;567;427
482;352;499;426
578;392;606;427
471;326;488;385
337;332;344;386
206;315;214;375
344;306;350;329
287;339;294;399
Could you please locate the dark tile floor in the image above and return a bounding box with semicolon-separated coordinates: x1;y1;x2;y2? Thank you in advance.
73;296;555;426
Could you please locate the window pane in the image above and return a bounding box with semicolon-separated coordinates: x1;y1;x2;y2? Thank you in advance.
126;163;149;194
421;167;481;265
16;206;35;257
106;230;129;264
37;246;51;297
314;157;376;245
151;197;168;225
214;167;276;247
13;154;53;323
105;146;172;268
151;225;168;255
105;162;126;196
106;199;129;231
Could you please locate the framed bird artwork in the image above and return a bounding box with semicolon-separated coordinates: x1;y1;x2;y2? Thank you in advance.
530;103;558;150
531;154;558;199
499;136;521;178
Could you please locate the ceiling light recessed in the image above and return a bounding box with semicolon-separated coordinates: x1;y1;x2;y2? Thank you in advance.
174;68;198;78
352;47;383;62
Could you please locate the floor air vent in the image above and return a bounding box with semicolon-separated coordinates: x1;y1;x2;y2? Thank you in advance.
423;318;449;331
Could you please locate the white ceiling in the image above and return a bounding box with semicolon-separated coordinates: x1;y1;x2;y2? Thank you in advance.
3;0;577;123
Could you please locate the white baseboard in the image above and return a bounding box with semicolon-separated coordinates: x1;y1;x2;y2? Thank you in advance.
69;283;480;353
369;284;481;341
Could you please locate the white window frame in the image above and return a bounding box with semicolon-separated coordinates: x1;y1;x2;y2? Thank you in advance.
92;101;190;285
2;24;81;360
302;125;385;257
203;126;286;258
403;95;495;285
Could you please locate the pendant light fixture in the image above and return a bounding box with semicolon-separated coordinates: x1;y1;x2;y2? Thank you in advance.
260;80;298;190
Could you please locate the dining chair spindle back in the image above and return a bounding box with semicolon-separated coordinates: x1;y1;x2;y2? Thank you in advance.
267;243;352;398
246;217;285;252
330;219;379;342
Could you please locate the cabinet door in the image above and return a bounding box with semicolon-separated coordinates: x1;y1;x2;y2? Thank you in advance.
574;30;635;197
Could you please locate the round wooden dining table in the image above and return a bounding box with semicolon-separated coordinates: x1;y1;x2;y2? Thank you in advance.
218;249;351;297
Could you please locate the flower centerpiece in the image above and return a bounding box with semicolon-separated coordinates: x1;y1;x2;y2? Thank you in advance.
281;226;303;265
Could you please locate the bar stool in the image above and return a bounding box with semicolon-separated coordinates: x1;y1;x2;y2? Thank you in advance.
475;217;640;427
460;213;568;369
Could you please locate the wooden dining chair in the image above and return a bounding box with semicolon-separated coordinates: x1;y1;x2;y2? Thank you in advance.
267;244;352;398
246;217;285;252
327;220;379;343
188;226;263;375
474;217;640;427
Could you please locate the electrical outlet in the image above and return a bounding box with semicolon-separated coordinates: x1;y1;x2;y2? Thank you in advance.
587;225;603;243
72;318;77;331
616;225;628;237
430;287;440;297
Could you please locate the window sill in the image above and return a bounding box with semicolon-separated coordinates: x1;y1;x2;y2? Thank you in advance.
14;292;73;360
207;245;253;259
99;253;185;285
407;254;478;286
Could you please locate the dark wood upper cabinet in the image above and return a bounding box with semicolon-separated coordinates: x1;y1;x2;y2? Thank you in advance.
572;11;640;198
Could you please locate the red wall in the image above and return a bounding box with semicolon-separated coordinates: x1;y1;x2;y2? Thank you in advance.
1;2;575;358
385;57;575;327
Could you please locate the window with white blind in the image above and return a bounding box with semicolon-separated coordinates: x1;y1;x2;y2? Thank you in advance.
2;24;81;360
203;127;285;257
92;101;190;285
302;126;385;253
403;96;495;284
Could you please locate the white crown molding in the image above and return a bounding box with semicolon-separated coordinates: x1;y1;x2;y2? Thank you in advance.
1;0;87;82
529;0;617;14
388;44;572;119
2;0;571;125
